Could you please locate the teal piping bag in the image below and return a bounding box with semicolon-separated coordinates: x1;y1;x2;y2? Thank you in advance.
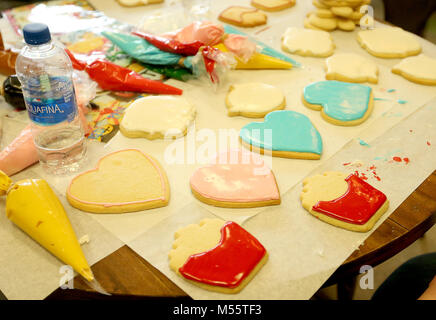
223;25;301;67
102;32;185;66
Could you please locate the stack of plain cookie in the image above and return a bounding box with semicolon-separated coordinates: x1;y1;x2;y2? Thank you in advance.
304;0;371;32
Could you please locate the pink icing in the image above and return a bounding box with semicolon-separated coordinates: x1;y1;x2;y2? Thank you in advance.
223;34;257;62
190;150;279;202
67;149;168;207
165;21;224;46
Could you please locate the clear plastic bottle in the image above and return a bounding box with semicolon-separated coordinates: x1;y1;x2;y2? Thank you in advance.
16;23;86;175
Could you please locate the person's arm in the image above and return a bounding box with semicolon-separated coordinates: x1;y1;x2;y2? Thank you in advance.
418;275;436;300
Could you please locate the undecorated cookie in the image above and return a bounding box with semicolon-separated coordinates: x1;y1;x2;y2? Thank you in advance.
67;149;170;213
303;80;373;126
226;83;285;118
282;27;335;57
392;54;436;86
330;6;354;17
169;218;268;293
315;8;335;18
357;27;422;58
308;12;337;31
190;150;281;208
240;110;323;160
120;96;196;140
218;6;267;28
337;18;355;31
116;0;163;7
251;0;295;12
301;172;389;232
325;52;378;84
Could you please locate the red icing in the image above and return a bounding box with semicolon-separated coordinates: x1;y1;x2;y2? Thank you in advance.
393;157;402;162
179;222;266;289
312;174;387;225
403;157;410;164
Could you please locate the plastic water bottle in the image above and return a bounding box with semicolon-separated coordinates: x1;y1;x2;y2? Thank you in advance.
16;23;86;175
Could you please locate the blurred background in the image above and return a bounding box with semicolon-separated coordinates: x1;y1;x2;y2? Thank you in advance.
1;0;435;43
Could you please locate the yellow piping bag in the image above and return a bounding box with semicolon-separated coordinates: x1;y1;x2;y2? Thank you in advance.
0;170;94;282
214;43;293;70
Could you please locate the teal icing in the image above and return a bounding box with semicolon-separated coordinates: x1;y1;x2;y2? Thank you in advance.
102;32;183;66
223;25;301;67
397;99;407;104
304;81;372;121
239;110;323;154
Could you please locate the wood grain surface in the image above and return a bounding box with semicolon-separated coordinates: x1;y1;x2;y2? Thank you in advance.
46;170;436;300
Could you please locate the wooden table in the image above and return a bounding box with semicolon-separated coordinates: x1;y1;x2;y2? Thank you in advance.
46;170;436;300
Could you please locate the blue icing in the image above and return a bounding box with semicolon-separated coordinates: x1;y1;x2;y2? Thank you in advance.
102;32;183;66
239;110;323;154
304;81;372;122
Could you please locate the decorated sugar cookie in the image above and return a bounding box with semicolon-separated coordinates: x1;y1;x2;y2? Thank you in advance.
281;27;335;57
251;0;295;11
218;6;267;28
239;110;323;160
190;150;281;208
326;53;378;84
357;27;422;58
303;80;373;126
226;83;285;118
300;172;389;232
67;149;170;213
392;54;436;86
120;96;196;140
169;218;268;293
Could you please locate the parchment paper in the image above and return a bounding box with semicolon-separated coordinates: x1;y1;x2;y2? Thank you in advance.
127;97;436;300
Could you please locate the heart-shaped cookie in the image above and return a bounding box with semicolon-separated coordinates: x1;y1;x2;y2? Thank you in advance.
169;219;268;293
303;80;373;126
239;110;323;159
67;149;169;213
301;172;389;232
190;150;280;208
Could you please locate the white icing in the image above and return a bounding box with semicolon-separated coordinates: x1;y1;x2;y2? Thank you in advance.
358;27;421;55
393;54;436;81
121;96;196;135
282;27;334;56
227;83;284;113
326;53;378;81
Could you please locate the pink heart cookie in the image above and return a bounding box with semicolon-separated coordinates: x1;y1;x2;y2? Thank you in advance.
190;150;280;208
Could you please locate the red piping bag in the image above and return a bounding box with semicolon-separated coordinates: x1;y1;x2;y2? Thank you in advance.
132;31;204;56
66;50;183;95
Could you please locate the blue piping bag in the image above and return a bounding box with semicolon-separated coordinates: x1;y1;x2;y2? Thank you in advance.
102;32;185;66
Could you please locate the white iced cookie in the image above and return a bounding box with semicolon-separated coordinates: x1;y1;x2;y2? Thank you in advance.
357;27;422;58
226;83;285;118
326;52;378;84
392;54;436;86
116;0;163;7
120;96;196;139
218;6;267;28
169;218;268;293
282;27;335;57
301;171;389;232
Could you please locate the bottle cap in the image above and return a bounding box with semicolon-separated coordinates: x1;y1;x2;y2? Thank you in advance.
23;23;51;45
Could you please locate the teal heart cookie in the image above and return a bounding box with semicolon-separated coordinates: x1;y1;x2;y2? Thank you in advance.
239;110;323;159
303;81;373;125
